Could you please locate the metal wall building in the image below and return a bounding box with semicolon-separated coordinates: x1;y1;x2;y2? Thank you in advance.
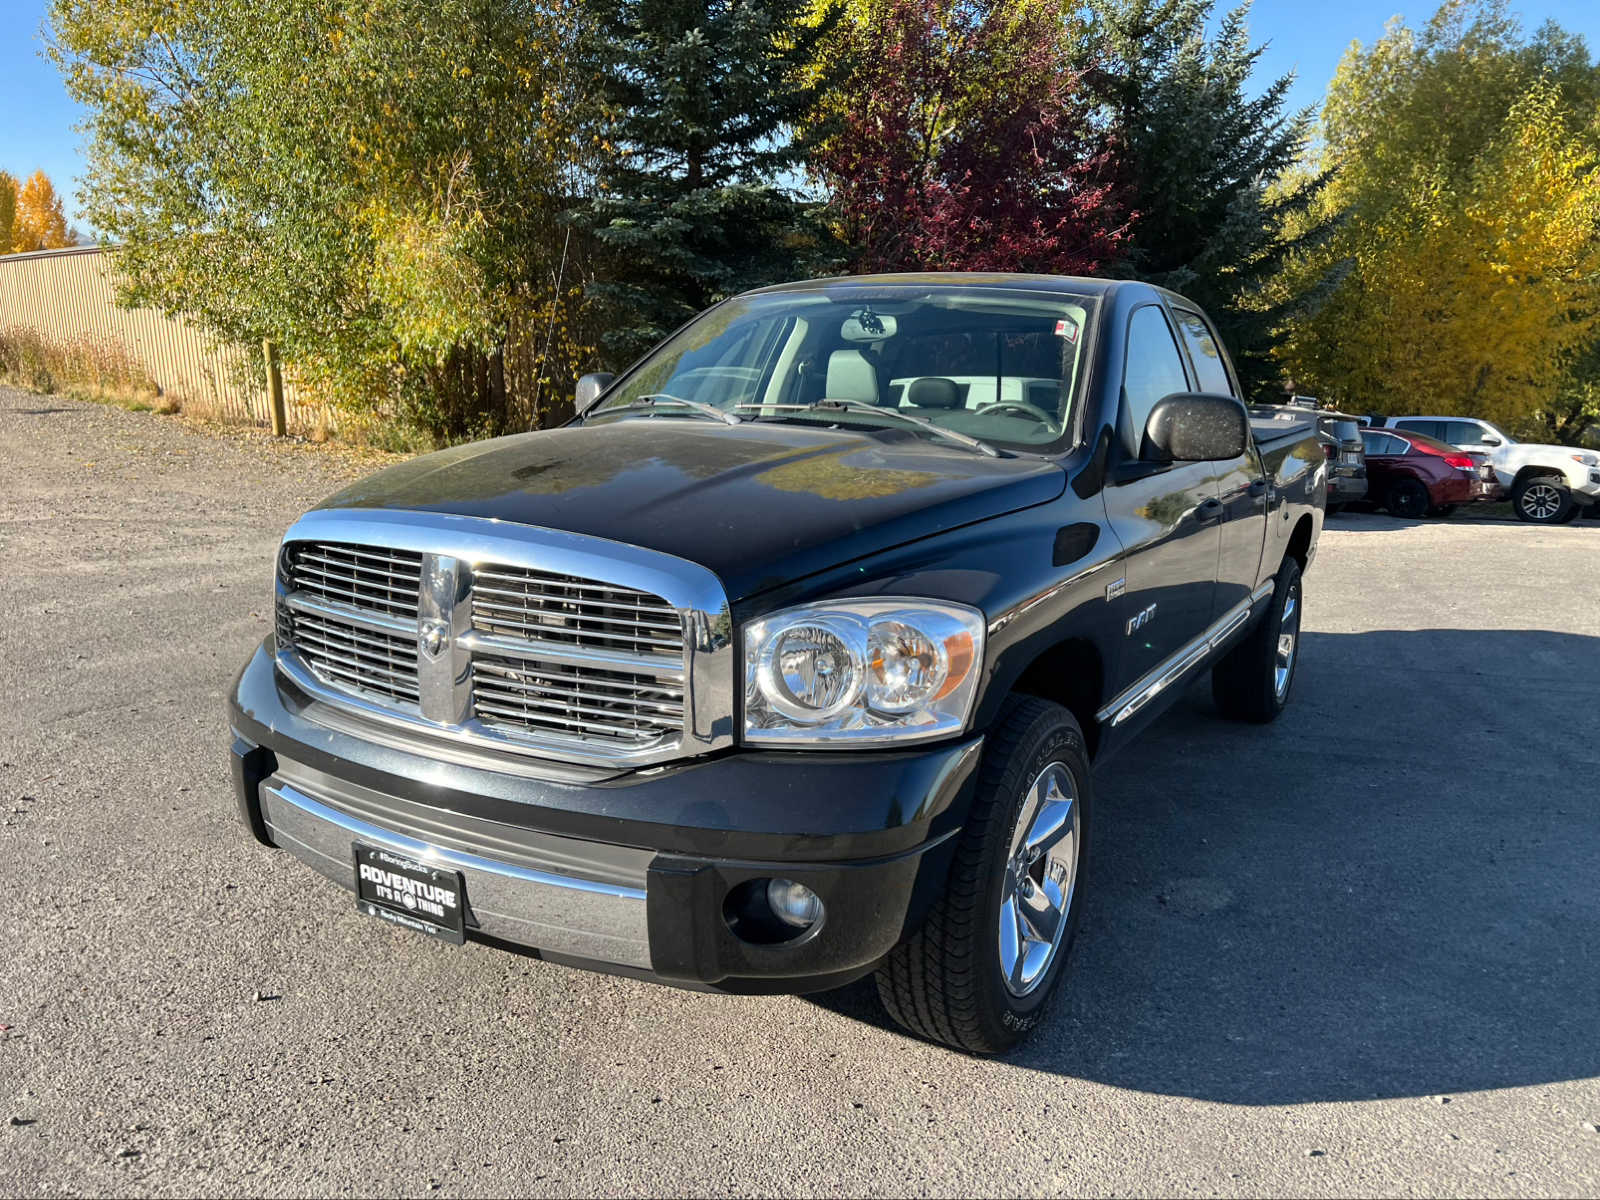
0;244;320;430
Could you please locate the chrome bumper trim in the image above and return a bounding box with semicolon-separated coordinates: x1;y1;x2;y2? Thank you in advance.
260;780;652;969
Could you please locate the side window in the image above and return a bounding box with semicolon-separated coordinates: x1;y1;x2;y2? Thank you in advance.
1122;305;1191;453
1171;307;1234;396
1362;431;1402;455
1446;421;1484;445
1396;419;1443;440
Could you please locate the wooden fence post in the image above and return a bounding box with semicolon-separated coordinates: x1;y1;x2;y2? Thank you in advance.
263;339;287;437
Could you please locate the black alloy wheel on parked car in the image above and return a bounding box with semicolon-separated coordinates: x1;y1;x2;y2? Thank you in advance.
1385;478;1431;519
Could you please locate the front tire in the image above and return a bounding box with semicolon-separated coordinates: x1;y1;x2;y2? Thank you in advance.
875;698;1090;1055
1212;556;1303;724
1512;475;1574;524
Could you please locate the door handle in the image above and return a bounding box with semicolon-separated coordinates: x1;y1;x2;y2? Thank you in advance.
1248;478;1268;498
1196;498;1225;525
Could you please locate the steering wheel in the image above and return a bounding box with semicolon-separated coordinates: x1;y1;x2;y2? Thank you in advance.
978;401;1058;428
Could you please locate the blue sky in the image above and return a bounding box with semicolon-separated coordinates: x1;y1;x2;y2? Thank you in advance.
4;0;1599;233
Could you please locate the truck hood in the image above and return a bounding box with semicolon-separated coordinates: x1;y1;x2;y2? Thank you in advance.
318;420;1067;600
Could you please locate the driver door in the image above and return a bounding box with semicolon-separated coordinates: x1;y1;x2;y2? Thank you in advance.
1101;304;1222;696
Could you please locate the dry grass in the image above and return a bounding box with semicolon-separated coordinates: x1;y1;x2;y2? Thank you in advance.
0;326;164;411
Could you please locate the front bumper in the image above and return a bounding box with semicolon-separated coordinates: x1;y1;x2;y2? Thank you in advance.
229;641;980;993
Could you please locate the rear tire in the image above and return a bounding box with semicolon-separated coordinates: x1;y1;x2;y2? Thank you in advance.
1212;556;1302;724
1512;475;1574;524
1385;478;1430;518
1325;502;1345;516
875;697;1090;1055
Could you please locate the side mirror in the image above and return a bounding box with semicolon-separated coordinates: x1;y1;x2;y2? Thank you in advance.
1480;434;1502;446
1142;393;1249;462
574;372;615;417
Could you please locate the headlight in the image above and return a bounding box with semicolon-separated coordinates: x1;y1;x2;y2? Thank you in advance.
743;599;984;746
1572;453;1599;467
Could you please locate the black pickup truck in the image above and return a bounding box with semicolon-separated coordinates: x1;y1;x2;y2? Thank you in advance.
229;274;1323;1053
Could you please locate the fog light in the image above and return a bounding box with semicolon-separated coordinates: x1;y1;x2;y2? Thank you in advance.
766;878;823;929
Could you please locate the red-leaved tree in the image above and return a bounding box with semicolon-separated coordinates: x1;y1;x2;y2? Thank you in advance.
812;0;1130;275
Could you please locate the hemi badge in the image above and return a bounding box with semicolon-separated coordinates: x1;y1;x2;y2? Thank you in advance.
1106;577;1126;601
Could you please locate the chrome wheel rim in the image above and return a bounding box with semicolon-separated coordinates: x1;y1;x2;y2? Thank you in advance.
1274;580;1300;701
1521;483;1562;520
999;762;1080;997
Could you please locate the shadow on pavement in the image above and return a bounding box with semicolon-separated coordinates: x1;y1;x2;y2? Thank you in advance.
1328;507;1597;529
811;628;1600;1103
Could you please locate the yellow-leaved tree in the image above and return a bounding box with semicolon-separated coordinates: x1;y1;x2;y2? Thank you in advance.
11;170;73;252
1273;2;1600;431
0;172;16;254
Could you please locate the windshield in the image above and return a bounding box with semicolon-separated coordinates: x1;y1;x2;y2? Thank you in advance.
587;285;1098;451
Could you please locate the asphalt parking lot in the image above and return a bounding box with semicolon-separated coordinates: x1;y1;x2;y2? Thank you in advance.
3;385;1598;1198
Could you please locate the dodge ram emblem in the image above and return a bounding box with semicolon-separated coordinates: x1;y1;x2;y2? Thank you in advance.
419;618;450;659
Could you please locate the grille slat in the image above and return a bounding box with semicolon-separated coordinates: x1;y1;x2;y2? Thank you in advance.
294;560;421;597
474;683;683;718
473;569;678;602
471;594;681;632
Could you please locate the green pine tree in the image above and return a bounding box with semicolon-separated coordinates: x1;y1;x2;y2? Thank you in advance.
1087;0;1336;398
579;0;843;364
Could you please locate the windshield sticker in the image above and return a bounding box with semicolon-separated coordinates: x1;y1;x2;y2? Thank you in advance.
1055;319;1079;343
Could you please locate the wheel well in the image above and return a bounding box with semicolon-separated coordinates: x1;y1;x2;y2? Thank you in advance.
1286;514;1314;569
1011;638;1104;759
1511;466;1564;489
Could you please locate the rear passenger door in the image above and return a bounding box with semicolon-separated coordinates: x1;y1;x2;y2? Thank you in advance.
1360;430;1406;498
1170;305;1267;613
1101;304;1221;693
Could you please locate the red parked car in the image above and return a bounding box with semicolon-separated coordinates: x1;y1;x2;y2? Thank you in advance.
1358;427;1481;518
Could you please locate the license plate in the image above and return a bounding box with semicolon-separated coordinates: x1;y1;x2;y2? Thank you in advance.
352;842;465;944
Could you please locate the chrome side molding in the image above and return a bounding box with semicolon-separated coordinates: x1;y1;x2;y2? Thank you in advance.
1096;591;1267;728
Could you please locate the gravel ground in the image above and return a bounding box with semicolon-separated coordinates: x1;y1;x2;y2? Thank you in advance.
2;386;1598;1199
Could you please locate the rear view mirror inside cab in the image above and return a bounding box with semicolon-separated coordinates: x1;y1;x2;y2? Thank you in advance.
841;310;897;342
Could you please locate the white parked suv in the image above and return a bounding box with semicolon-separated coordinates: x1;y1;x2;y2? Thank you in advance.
1382;415;1600;524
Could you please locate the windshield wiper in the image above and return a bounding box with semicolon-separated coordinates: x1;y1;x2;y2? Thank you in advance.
589;393;741;426
735;399;998;457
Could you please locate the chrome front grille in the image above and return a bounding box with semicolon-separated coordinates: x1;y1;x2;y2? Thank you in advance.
285;542;422;618
279;543;424;703
471;565;683;657
468;563;684;749
471;655;684;747
286;611;421;704
271;514;730;767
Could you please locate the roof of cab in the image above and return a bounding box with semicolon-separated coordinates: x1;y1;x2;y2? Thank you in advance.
741;272;1132;298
